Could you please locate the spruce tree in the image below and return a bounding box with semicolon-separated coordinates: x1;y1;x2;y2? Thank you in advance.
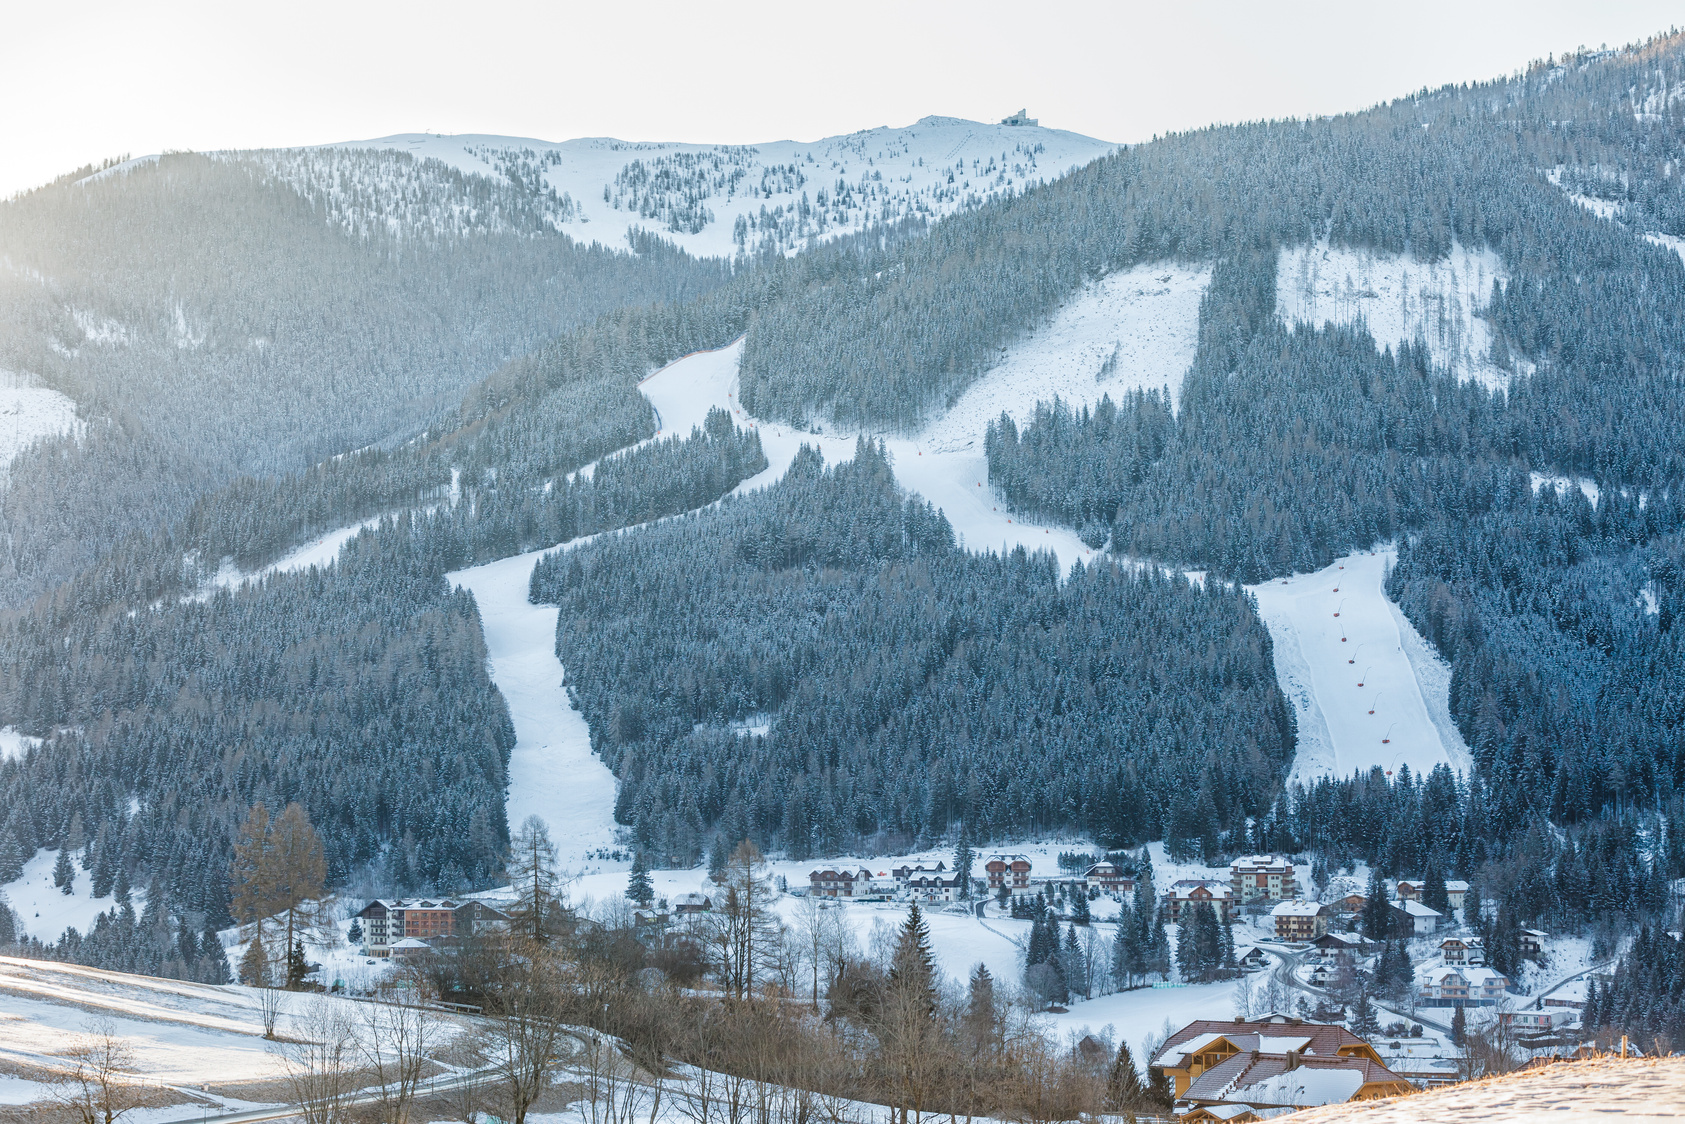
954;832;975;900
1449;1003;1467;1046
53;849;75;895
0;836;23;884
285;939;309;990
1360;870;1391;941
626;852;655;907
889;902;938;1017
1106;1040;1146;1109
239;939;266;986
1422;855;1451;916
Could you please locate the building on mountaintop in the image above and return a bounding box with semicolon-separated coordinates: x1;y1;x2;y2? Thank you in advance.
999;108;1038;126
1231;855;1298;903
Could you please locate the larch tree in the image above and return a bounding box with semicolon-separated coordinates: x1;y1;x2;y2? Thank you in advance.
507;816;561;943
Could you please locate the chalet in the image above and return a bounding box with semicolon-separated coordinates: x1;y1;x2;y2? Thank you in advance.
1167;878;1235;921
1239;946;1268;971
1313;931;1372;953
1272;899;1328;942
1329;892;1368;916
672;892;713;914
906;871;964;902
891;862;946;885
1231;855;1298;903
1149;1015;1405;1109
355;898;512;957
985;854;1034;897
1438;935;1485;965
1083;861;1136;894
808;869;873;899
1417;965;1510;1007
1520;929;1549;958
1500;1009;1575;1033
1395;879;1471;911
1390;899;1442;936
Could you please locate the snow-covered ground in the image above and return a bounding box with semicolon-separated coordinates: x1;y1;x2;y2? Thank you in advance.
189;515;386;600
0;369;77;473
1276;243;1519;390
0;727;38;764
1247;549;1472;784
922;262;1211;447
448;549;621;874
313;117;1117;257
1530;471;1601;507
0;849;132;943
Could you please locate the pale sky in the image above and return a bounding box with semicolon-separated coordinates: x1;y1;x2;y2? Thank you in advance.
3;0;1680;198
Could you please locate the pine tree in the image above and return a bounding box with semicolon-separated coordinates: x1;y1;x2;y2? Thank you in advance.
507;815;561;942
962;964;999;1055
53;849;75;895
888;902;939;1017
626;852;655;907
1360;870;1391;941
1449;1003;1467;1046
1422;855;1451;916
285;939;309;990
1105;1039;1146;1110
347;918;363;945
954;832;975;900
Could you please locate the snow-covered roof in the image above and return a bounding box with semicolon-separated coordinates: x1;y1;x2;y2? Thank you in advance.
1445;880;1470;892
1395;900;1442;917
1255;1036;1313;1054
1172;878;1233;899
1271;900;1324;917
391;937;431;949
1232;855;1293;870
1238;1067;1363;1107
1198;1105;1259;1120
1156;1032;1228;1066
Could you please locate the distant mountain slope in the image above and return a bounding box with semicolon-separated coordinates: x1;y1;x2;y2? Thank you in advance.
319;116;1117;257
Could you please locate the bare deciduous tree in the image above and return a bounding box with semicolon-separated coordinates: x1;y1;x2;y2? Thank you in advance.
273;996;358;1124
49;1019;145;1124
488;958;569;1124
360;1000;436;1124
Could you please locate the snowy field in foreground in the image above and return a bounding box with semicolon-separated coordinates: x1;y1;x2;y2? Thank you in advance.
1247;549;1471;784
0;369;77;473
1277;243;1518;389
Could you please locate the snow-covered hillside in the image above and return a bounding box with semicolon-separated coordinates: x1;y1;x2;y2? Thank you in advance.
1247;549;1472;784
1277;243;1519;389
0;848;133;943
314;117;1116;256
0;368;77;473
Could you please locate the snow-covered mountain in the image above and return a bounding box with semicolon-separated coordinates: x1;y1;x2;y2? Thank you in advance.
315;115;1117;255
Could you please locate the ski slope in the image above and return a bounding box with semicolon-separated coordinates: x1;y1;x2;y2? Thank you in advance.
1247;549;1471;784
0;369;77;473
1277;242;1520;389
448;549;621;874
319;117;1117;257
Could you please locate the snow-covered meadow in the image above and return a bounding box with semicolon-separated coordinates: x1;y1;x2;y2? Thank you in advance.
0;848;132;944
